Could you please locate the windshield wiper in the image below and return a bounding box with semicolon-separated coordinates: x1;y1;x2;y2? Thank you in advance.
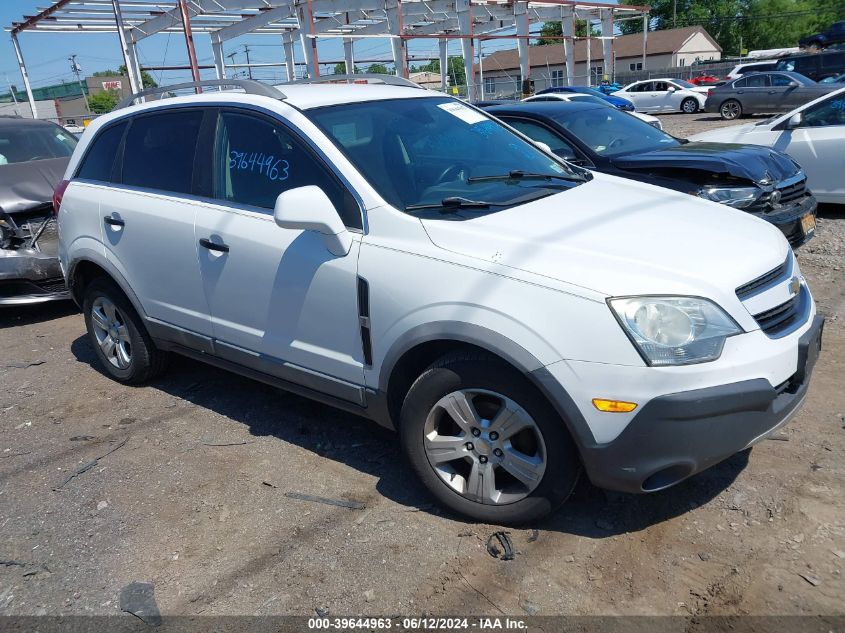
467;169;586;184
405;196;494;213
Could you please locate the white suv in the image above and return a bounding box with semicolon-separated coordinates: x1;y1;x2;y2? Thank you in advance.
56;78;823;524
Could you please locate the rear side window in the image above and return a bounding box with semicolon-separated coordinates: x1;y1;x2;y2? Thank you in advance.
76;121;126;181
121;110;203;195
213;111;361;229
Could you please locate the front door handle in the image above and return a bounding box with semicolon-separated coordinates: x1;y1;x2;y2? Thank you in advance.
104;216;125;227
199;237;229;253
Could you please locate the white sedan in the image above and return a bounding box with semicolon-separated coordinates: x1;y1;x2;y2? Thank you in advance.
523;93;664;129
611;78;707;114
690;87;845;204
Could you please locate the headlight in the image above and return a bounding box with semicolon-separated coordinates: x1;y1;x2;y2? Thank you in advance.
698;185;761;209
609;296;742;366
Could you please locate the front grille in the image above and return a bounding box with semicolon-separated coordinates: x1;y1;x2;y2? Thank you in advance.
776;178;807;205
736;257;789;300
752;292;802;337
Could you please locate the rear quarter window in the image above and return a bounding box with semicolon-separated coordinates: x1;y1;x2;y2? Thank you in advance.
76;121;127;182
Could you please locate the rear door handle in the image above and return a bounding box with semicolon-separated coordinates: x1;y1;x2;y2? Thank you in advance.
199;237;229;253
104;216;125;227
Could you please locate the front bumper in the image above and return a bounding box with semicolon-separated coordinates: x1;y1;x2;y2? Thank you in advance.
750;194;817;247
580;315;824;493
0;247;69;306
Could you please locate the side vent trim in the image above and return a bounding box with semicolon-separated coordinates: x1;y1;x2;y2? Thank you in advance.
357;276;373;366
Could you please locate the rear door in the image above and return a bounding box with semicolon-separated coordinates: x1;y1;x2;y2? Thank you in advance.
100;108;212;339
734;74;770;112
784;93;845;202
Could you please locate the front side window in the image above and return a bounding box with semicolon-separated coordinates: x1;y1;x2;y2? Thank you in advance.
653;81;669;92
553;106;679;157
801;95;845;127
213;111;359;228
76;121;126;181
505;118;579;160
307;97;586;215
770;74;794;87
121;110;202;195
0;122;77;165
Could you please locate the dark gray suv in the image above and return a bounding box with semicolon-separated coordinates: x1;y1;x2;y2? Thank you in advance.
705;72;839;119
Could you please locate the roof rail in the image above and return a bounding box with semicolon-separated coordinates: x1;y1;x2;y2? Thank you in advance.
116;79;286;110
282;73;424;89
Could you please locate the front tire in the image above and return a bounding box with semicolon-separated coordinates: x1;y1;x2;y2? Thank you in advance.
720;99;742;120
399;352;580;524
83;277;168;384
681;97;699;114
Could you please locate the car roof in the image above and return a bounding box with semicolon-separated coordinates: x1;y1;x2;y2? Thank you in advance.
99;83;437;122
485;100;606;116
0;116;62;130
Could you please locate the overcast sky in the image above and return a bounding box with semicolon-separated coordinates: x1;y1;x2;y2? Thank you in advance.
0;1;542;92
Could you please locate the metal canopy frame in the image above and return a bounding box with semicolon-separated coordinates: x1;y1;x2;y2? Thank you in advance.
8;0;650;116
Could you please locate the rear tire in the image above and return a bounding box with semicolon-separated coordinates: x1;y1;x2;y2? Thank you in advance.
720;99;742;120
681;97;699;114
82;277;168;384
399;352;580;525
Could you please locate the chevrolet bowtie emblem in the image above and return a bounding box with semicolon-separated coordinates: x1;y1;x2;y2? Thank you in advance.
789;276;801;295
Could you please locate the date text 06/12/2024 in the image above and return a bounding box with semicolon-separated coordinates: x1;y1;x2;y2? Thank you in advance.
307;617;528;630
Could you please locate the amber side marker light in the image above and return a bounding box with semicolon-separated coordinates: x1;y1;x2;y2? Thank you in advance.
592;398;638;413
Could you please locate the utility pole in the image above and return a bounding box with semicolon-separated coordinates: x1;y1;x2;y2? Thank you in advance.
5;75;20;116
68;54;90;114
672;0;677;28
244;45;253;80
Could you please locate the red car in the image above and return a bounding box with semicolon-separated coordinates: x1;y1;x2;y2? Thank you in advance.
689;74;721;85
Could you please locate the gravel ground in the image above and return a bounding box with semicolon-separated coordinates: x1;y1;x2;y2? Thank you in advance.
1;115;844;620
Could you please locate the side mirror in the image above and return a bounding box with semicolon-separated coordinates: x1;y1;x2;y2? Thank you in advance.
534;141;553;153
667;86;677;93
787;112;803;129
788;81;799;88
273;185;352;256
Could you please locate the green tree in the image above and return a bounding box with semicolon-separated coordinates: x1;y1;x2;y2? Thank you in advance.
617;0;843;55
417;56;467;87
88;89;119;114
93;65;157;88
534;20;600;46
366;63;394;75
333;62;360;74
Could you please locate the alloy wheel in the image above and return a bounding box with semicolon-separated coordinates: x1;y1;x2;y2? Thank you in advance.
423;388;547;505
91;296;132;370
721;101;740;119
682;98;698;114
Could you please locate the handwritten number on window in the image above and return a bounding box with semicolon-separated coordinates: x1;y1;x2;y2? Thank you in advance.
229;150;289;181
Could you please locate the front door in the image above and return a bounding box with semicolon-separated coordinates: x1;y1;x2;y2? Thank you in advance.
193;108;367;397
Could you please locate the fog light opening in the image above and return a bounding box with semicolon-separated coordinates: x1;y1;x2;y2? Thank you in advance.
641;464;694;492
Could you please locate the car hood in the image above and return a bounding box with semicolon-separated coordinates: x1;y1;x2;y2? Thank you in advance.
421;173;788;299
612;142;799;185
604;94;633;107
0;157;68;215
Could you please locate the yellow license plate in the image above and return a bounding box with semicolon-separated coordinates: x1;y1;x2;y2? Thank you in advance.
801;213;816;234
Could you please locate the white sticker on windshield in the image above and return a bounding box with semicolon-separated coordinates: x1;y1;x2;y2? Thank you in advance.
438;101;487;124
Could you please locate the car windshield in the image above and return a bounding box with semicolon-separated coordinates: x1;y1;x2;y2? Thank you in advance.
552;106;680;157
672;79;696;88
0;123;77;165
307;96;587;215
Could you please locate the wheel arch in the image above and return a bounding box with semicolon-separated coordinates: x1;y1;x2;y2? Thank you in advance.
68;251;147;320
376;323;597;452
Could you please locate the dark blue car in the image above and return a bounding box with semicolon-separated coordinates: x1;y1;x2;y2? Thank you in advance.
536;85;635;111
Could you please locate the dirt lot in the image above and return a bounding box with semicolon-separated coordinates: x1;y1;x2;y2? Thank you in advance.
1;113;843;620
